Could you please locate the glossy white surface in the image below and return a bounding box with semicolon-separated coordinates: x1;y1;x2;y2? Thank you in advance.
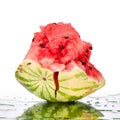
0;94;120;119
0;0;120;97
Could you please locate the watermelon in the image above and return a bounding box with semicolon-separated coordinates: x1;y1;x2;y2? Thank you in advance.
18;101;103;120
15;22;105;102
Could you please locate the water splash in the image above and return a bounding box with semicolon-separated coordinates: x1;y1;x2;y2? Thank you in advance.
0;94;120;120
81;94;120;119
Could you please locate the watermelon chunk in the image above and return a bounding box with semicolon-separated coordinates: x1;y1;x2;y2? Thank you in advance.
15;22;105;102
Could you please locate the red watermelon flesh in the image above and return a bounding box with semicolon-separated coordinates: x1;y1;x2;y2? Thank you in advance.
25;22;103;96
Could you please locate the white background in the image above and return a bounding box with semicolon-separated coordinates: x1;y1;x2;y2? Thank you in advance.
0;0;120;98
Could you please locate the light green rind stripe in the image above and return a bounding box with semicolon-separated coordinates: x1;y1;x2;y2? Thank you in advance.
44;84;56;101
21;67;40;78
34;63;43;75
42;82;85;101
45;84;69;101
46;84;59;101
75;72;88;80
15;72;40;83
16;70;41;81
15;60;105;102
20;66;40;77
60;84;99;91
24;63;42;76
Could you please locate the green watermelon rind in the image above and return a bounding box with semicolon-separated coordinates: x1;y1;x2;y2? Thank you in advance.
15;60;105;102
18;101;103;120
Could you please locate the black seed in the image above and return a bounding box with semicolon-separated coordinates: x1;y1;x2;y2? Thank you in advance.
32;38;34;42
53;23;57;25
64;36;69;39
19;64;22;67
89;46;93;50
39;43;45;48
86;49;89;53
59;45;64;49
27;62;32;65
89;66;92;70
81;61;86;65
18;66;23;73
42;77;47;81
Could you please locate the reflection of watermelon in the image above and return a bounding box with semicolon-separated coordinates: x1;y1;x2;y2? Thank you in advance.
15;22;105;102
18;101;103;120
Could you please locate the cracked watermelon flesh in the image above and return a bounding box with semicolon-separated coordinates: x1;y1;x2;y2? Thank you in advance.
15;22;105;102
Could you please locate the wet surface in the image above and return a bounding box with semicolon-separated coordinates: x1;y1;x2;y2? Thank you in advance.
0;94;120;120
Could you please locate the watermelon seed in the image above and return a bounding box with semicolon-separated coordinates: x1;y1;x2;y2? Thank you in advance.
18;65;23;73
39;43;45;48
86;49;89;53
53;23;57;25
59;45;64;49
89;66;92;70
42;77;47;81
89;46;93;50
27;62;32;65
64;36;69;39
32;38;34;42
81;61;86;65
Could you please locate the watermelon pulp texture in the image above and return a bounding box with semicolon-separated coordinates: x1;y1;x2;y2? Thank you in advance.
15;22;105;102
